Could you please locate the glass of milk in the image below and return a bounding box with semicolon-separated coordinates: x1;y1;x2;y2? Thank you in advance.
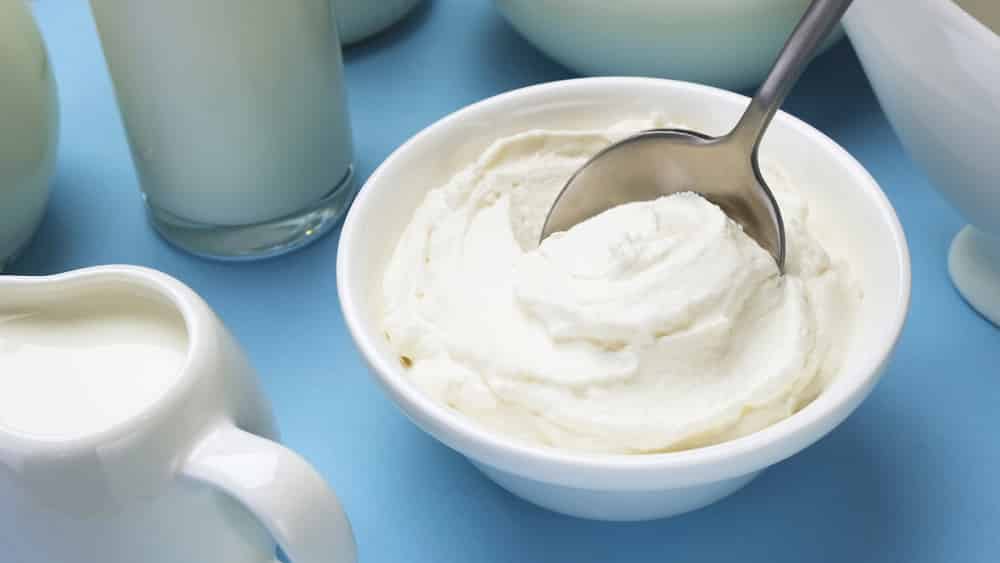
89;0;355;260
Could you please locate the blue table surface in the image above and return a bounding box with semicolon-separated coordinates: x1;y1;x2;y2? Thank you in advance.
16;1;1000;562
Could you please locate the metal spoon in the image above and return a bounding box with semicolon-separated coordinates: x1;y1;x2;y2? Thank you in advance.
539;0;854;271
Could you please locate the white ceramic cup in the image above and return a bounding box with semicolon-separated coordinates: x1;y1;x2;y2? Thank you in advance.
337;77;911;521
0;266;356;563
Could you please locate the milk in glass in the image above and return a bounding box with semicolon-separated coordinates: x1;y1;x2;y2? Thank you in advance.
89;0;354;259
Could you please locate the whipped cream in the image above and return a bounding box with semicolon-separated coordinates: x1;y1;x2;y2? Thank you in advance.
382;118;860;454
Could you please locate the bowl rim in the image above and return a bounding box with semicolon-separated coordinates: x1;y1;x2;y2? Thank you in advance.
337;76;911;487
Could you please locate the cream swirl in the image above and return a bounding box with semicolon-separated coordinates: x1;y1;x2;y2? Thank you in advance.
381;118;859;454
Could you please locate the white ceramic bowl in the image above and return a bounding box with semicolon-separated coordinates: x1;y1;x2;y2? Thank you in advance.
337;77;911;521
494;0;842;90
845;0;1000;324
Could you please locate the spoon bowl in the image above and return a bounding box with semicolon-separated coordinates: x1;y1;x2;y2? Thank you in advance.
541;128;786;268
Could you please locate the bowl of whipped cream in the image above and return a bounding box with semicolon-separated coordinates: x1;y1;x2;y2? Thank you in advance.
338;77;910;521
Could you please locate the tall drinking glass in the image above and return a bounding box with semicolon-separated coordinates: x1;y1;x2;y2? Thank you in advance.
89;0;355;259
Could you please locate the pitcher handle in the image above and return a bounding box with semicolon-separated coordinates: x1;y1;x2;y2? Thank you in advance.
181;422;357;563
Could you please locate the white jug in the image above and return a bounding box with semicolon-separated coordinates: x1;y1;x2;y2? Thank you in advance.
844;0;1000;324
0;266;357;563
0;0;58;270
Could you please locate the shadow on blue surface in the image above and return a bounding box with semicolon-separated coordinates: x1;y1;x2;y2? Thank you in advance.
342;0;434;60
365;384;931;562
468;6;575;89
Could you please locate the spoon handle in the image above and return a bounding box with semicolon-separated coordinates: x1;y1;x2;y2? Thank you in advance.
728;0;854;152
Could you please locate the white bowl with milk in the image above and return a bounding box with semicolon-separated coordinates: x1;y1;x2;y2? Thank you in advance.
844;0;1000;325
0;0;58;270
494;0;842;90
338;78;911;520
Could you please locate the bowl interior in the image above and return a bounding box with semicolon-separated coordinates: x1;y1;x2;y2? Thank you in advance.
339;78;909;486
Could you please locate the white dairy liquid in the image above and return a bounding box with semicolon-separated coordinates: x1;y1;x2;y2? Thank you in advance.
0;297;188;438
89;0;354;226
956;0;1000;32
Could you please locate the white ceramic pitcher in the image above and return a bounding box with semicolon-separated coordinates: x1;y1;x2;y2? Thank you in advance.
0;266;356;563
844;0;1000;324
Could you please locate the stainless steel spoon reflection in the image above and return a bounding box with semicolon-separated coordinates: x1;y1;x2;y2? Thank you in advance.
539;0;855;272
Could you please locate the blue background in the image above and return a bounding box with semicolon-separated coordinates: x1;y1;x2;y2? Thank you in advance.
16;1;999;561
